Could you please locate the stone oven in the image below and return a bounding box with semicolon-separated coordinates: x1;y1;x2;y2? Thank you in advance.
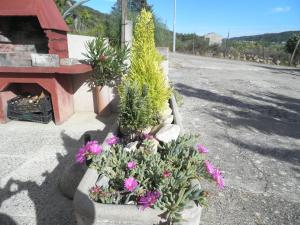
0;0;92;124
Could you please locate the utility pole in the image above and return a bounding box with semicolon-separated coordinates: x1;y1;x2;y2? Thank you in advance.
225;31;230;58
192;34;195;55
172;0;176;52
121;0;128;48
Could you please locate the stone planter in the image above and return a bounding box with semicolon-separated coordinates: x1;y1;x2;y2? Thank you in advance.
73;99;202;225
74;165;202;225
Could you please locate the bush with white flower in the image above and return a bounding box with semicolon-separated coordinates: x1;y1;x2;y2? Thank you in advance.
76;134;224;223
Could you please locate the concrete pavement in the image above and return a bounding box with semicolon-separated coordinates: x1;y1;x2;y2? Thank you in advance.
0;113;116;225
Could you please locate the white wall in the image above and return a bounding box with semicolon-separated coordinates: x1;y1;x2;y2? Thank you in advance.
67;34;95;60
67;34;96;112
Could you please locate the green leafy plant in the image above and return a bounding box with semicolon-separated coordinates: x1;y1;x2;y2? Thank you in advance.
119;81;157;134
84;37;129;87
85;134;224;224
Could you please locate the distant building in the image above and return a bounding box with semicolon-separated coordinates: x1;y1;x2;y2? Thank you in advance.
204;33;223;46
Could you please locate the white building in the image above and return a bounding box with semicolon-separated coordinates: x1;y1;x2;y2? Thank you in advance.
204;33;223;46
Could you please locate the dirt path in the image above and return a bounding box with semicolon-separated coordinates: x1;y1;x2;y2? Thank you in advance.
169;53;300;225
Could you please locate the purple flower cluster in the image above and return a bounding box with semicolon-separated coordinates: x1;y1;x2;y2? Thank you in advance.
138;191;161;209
204;160;225;189
76;141;103;164
106;135;119;146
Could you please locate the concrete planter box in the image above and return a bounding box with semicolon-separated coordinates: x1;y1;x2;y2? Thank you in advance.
74;98;202;225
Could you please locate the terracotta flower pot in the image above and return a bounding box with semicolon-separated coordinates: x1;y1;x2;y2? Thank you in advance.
94;86;111;116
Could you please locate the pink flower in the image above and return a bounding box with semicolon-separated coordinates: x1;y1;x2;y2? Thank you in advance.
76;146;87;163
124;177;138;192
204;160;215;175
138;191;161;209
163;170;171;178
127;161;137;170
106;135;119;146
86;141;102;155
212;169;225;189
89;185;101;194
197;144;208;153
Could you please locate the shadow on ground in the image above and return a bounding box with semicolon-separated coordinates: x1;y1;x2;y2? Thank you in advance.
175;83;300;165
253;65;300;77
0;116;114;225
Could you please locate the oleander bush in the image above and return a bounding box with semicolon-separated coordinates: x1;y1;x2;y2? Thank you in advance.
84;36;129;87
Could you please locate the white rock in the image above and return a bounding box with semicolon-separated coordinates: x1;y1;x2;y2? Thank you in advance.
160;106;172;120
155;124;180;143
124;141;138;152
147;139;159;153
163;115;174;124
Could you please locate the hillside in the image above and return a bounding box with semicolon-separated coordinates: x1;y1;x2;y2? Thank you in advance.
230;31;300;43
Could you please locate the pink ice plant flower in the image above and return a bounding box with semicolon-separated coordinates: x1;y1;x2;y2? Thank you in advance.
127;161;137;170
75;140;102;163
204;160;215;175
124;177;138;192
86;141;102;155
75;146;87;163
197;144;208;153
106;135;119;146
204;160;225;189
163;170;171;178
138;191;161;209
212;169;225;189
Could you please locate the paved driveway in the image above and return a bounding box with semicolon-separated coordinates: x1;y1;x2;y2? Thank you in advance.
169;53;300;225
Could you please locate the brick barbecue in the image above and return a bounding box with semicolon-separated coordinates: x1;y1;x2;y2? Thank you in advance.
0;0;92;124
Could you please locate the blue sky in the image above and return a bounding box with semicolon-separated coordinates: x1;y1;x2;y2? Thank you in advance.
82;0;300;38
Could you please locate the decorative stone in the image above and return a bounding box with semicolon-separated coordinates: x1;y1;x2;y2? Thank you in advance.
31;53;59;67
163;115;174;125
124;141;139;152
160;106;172;121
59;162;87;199
147;138;159;153
96;175;110;189
155;124;180;143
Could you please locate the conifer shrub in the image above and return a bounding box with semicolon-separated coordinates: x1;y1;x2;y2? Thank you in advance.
119;9;171;133
119;81;157;134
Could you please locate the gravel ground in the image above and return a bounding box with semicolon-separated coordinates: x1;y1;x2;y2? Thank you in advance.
169;53;300;225
0;113;116;225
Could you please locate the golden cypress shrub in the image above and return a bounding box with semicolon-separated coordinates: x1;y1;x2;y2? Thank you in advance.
120;9;171;124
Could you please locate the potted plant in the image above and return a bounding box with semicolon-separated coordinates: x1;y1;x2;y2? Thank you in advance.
74;9;224;225
84;37;129;115
75;131;224;225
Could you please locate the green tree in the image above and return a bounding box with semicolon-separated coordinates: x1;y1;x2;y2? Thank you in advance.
286;35;300;64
